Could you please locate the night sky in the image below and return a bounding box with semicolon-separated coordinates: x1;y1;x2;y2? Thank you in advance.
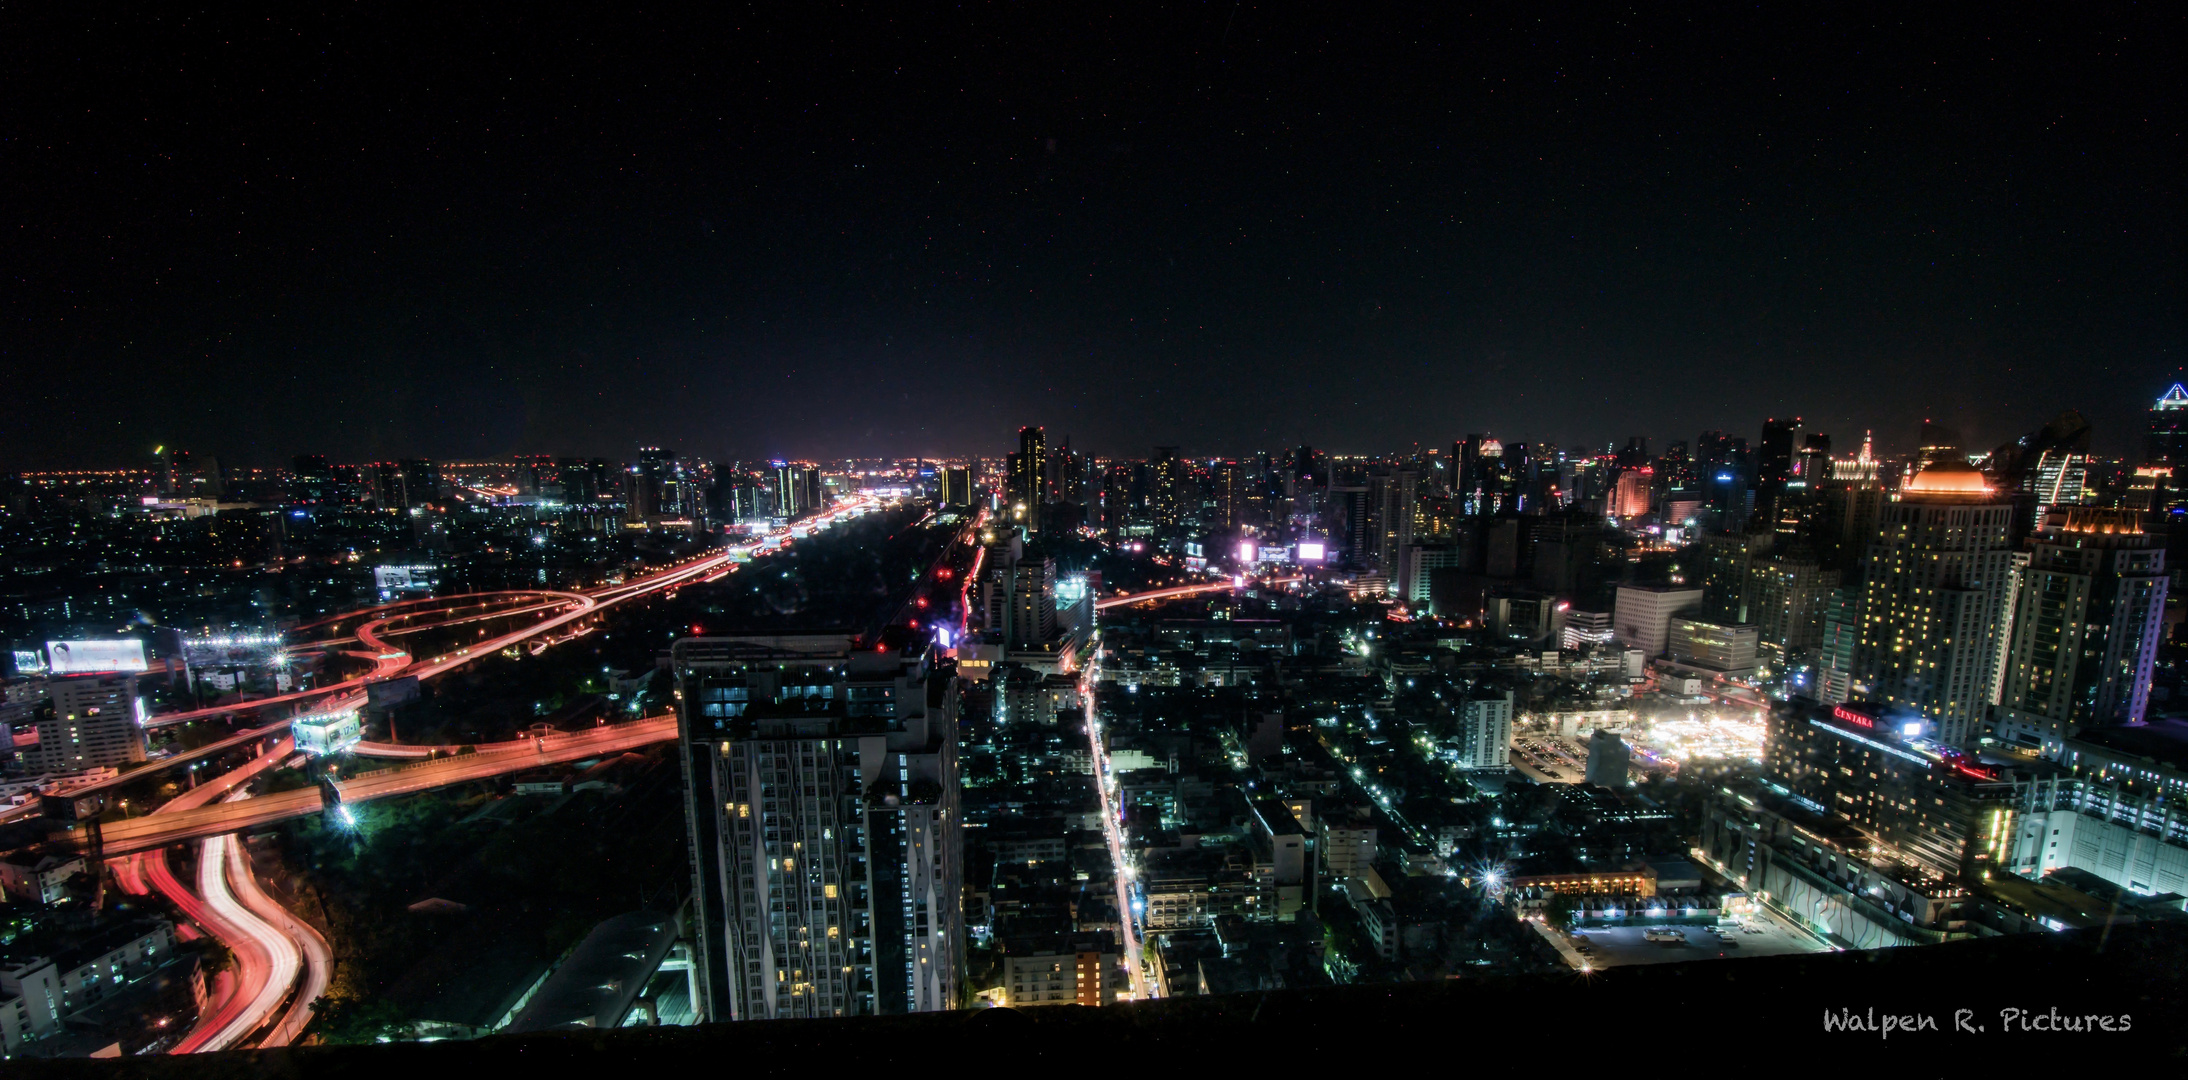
4;5;2179;467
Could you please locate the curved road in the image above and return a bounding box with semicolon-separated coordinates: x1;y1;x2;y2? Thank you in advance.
226;834;330;1048
119;497;879;1051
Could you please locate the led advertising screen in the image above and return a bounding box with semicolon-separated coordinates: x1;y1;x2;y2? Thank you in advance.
294;707;363;756
373;565;438;595
1295;541;1328;563
45;639;149;675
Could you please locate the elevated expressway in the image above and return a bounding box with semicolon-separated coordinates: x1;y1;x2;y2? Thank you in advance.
97;497;878;1051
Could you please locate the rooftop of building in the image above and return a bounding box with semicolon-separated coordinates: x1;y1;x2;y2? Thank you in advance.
2069;718;2188;774
1249;799;1304;837
1977;869;2188;931
998;929;1118;957
0;914;168;974
503;910;681;1035
1900;459;2003;500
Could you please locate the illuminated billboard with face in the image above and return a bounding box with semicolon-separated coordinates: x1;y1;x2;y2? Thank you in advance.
46;639;149;675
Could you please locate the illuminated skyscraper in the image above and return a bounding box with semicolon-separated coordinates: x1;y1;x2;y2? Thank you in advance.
674;636;962;1021
1850;461;2016;747
1007;426;1047;532
979;536;1058;648
1150;446;1184;531
2142;384;2188;512
634;446;681;522
765;461;799;519
2143;383;2188;468
1992;510;2167;754
1368;466;1418;569
1823;435;1886;568
938;466;974;508
382;458;435;509
1755;417;1801;519
1746;551;1840;668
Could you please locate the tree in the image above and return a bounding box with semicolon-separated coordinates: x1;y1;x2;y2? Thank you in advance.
1544;891;1581;930
309;995;411;1044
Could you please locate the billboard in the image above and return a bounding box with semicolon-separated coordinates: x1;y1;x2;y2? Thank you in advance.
294;706;363;756
367;675;421;708
1295;541;1328;563
1054;576;1089;604
374;564;439;599
46;639;149;675
11;649;47;675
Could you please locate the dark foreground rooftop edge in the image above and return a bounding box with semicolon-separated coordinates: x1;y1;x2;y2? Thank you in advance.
15;921;2185;1077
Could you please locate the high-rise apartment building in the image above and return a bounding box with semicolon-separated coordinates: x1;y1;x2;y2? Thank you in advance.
635;446;681;523
25;673;146;773
1402;544;1466;606
1815;587;1860;704
1214;461;1251;530
1451;688;1514;769
2029;450;2092;513
1696;532;1768;623
1007;427;1047;533
1851;461;2016;747
289;454;336;507
1367;467;1418;570
799;465;825;517
979;538;1058;649
1697;430;1752;522
1823;436;1886;568
1992;510;2167;754
674;635;962;1021
1323;486;1372;565
1150;446;1185;531
1746;552;1840;667
1756;417;1801;496
397;458;441;508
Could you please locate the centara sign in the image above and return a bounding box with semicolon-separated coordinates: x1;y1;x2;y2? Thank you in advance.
1832;705;1876;729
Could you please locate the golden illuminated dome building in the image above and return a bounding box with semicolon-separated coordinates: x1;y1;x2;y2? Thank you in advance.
1899;459;1991;497
1848;461;2017;747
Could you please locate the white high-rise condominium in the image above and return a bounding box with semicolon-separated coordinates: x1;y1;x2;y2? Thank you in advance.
674;634;962;1021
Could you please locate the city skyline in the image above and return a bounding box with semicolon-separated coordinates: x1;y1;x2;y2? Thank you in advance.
2;6;2182;1064
17;386;2186;474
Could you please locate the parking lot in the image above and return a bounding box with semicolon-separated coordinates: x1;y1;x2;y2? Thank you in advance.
1562;912;1832;969
1510;736;1587;784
